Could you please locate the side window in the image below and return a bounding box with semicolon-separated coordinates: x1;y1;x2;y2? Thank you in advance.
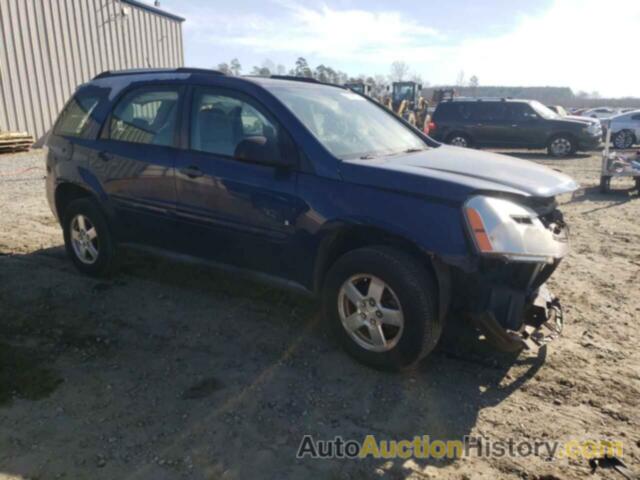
509;103;538;122
190;89;280;157
55;92;100;138
435;104;471;121
473;103;507;122
108;88;179;146
631;114;640;121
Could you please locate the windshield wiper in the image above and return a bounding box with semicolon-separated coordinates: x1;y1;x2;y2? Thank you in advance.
359;154;377;159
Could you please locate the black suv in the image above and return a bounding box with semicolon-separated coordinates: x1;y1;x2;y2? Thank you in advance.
430;98;602;157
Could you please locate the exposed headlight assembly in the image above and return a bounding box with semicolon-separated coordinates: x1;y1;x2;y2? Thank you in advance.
464;196;569;263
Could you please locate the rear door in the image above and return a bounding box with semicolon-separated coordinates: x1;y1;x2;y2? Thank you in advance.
173;86;304;278
92;85;183;247
469;102;510;147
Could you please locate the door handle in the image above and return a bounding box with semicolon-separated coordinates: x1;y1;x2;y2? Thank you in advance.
98;151;112;162
180;165;204;178
511;124;519;127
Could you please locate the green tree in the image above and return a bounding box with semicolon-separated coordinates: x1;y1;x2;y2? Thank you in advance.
217;62;231;75
294;57;312;77
230;58;242;76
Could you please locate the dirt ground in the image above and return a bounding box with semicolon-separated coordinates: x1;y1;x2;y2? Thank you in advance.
0;148;638;480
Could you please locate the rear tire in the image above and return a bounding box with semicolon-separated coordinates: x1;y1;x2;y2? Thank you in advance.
445;132;471;148
63;198;118;277
322;246;441;370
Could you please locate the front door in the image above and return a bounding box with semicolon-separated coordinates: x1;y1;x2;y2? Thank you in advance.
507;103;548;148
174;86;304;279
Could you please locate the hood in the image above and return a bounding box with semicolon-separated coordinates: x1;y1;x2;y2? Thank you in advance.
565;115;600;125
340;146;579;201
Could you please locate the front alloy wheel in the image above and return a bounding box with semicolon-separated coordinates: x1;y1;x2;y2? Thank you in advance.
322;246;441;370
613;130;634;149
338;274;404;352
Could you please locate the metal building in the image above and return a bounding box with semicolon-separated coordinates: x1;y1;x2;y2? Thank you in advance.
0;0;185;142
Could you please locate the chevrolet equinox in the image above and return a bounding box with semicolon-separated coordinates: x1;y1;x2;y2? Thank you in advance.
46;68;578;369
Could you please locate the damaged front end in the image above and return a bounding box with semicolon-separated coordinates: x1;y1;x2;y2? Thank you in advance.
450;193;572;352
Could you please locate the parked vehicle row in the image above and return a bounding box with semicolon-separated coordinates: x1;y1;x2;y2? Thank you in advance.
46;68;577;369
429;98;602;157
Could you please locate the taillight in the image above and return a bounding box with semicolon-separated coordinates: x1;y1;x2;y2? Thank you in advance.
427;121;436;134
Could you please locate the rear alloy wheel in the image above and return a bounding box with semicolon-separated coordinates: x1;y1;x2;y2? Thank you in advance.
447;134;470;148
70;214;99;265
322;246;441;370
613;130;634;149
63;198;118;277
548;135;574;157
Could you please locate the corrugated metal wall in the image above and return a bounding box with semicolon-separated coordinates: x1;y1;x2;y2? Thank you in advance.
0;0;184;141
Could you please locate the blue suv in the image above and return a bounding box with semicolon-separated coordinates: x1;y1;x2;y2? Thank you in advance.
46;68;578;369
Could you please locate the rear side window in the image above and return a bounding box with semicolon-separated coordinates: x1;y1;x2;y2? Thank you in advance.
632;114;640;121
107;88;179;146
55;92;100;138
474;103;507;121
433;103;473;121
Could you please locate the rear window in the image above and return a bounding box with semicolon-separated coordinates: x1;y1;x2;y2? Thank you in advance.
54;92;101;138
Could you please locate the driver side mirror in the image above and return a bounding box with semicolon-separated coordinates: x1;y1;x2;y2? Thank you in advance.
234;136;295;168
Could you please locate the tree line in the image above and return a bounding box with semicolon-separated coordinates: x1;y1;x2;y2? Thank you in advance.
215;58;639;106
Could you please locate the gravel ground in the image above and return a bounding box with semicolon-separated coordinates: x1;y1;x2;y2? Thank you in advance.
0;148;638;480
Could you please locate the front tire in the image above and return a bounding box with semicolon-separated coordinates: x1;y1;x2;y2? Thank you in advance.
613;130;634;149
63;198;118;277
322;246;441;370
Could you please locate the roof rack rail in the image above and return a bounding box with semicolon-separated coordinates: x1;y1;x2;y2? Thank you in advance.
446;96;514;102
93;67;225;80
269;75;320;84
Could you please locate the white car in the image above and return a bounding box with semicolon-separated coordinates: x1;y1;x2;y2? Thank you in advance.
607;110;640;149
581;107;621;120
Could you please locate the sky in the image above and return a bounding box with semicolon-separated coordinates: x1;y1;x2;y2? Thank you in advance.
147;0;640;98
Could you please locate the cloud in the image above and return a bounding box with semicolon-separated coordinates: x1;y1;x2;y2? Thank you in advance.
178;0;640;96
182;1;442;64
452;0;640;97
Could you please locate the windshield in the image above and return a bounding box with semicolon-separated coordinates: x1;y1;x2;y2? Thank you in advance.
530;101;560;120
268;84;428;159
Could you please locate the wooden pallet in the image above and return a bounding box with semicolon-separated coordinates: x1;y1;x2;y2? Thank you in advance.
0;131;34;153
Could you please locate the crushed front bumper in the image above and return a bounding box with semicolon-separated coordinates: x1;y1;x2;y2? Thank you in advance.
447;258;566;352
469;284;564;352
